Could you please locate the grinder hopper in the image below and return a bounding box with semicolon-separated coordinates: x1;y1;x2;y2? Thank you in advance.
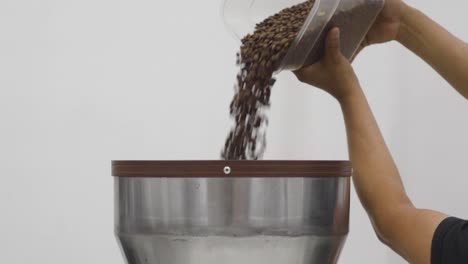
113;160;351;264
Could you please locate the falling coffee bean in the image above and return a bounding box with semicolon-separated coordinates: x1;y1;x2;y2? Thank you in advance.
221;0;315;160
222;0;381;160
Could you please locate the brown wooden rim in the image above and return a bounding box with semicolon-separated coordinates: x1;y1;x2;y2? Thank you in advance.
112;160;352;178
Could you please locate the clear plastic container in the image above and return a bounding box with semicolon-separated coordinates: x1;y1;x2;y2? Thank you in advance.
222;0;385;72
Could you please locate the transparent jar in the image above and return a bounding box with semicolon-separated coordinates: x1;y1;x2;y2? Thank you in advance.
222;0;385;72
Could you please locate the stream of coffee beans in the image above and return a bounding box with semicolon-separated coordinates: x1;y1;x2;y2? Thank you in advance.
221;0;381;160
221;0;315;160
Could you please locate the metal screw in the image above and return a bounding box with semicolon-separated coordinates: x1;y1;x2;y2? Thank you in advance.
223;166;231;175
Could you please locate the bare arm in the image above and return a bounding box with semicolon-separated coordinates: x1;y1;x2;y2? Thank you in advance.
340;80;447;264
396;4;468;99
295;28;448;264
359;0;468;100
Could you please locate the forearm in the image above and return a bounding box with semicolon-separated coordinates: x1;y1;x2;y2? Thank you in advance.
297;23;451;263
340;85;448;263
340;86;412;234
397;4;468;99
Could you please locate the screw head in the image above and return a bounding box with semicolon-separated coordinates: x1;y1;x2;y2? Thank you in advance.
223;166;231;175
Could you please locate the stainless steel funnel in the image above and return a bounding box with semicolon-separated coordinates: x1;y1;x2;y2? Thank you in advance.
113;160;351;264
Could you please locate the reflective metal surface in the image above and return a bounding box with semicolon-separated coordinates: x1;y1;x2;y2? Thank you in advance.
115;177;350;264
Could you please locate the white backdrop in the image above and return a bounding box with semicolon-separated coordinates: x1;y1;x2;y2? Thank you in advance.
0;0;467;263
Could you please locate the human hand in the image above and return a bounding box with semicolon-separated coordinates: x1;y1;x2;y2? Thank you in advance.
294;28;360;103
354;0;407;59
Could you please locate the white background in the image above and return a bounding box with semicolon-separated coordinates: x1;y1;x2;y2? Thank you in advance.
0;0;467;263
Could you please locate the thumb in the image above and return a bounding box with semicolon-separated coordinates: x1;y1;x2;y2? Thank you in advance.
324;27;342;64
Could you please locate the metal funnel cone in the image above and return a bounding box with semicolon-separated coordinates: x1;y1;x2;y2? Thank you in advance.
113;161;351;264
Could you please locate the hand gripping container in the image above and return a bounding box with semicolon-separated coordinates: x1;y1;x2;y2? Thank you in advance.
222;0;385;71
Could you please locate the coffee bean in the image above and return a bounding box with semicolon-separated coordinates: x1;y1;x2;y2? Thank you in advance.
221;1;314;160
222;0;379;160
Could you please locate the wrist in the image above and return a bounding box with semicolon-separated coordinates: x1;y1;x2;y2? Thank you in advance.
336;81;363;106
395;3;415;45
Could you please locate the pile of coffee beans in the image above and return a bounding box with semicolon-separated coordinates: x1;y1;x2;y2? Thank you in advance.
221;1;315;160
